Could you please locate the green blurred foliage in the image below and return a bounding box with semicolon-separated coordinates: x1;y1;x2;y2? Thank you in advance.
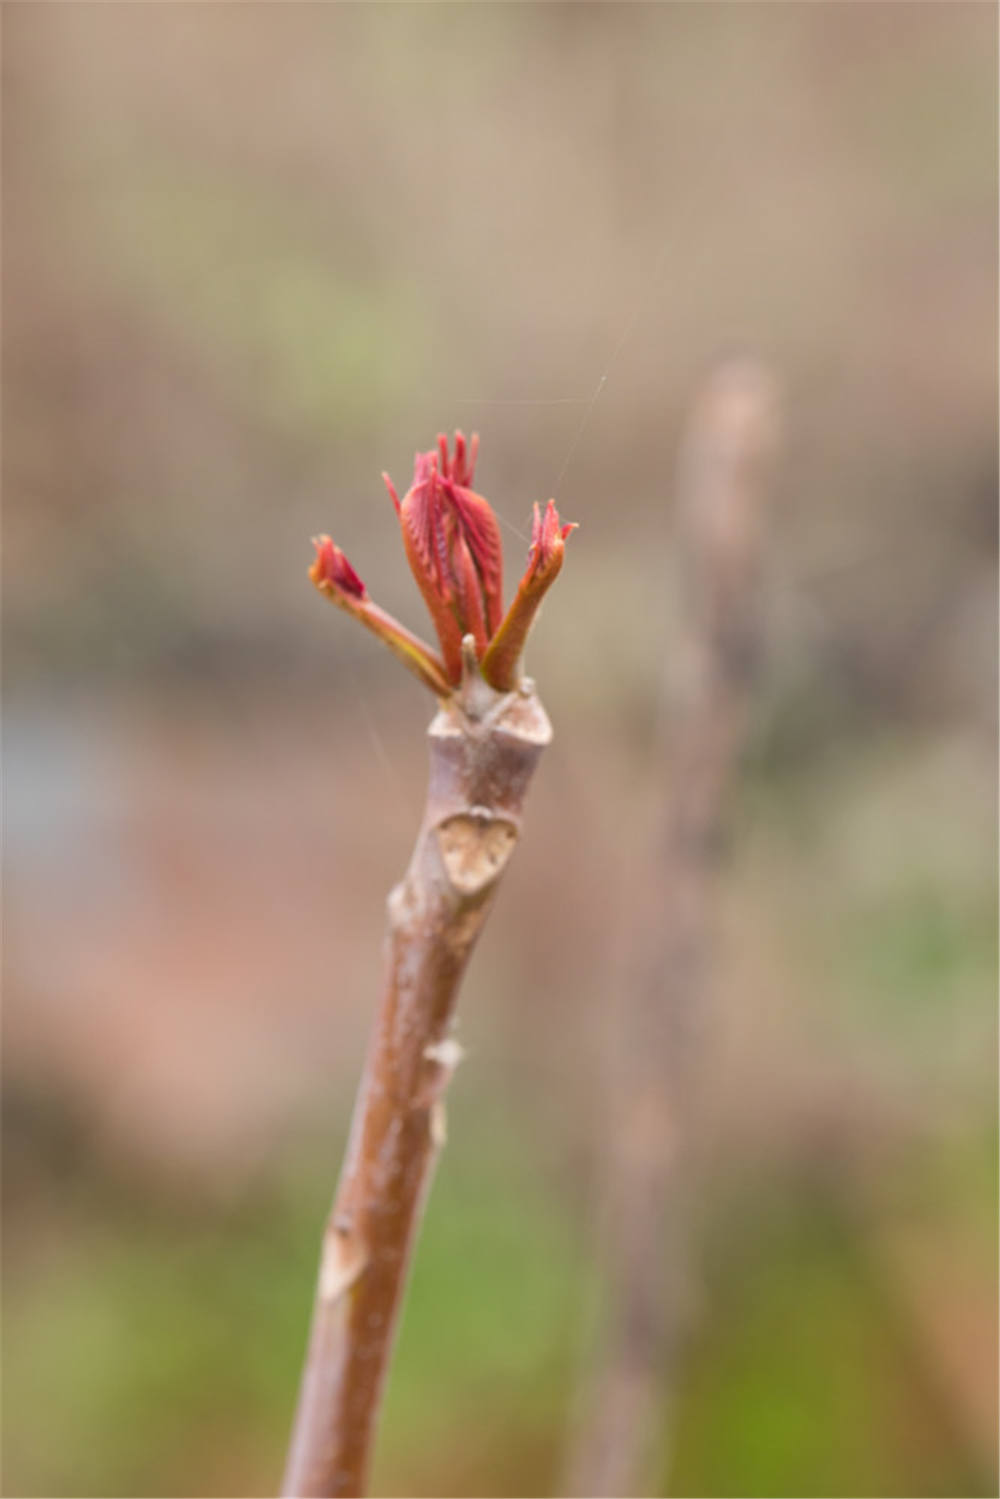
5;1117;994;1497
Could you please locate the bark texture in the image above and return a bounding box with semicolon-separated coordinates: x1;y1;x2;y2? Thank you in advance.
565;358;781;1498
283;664;551;1498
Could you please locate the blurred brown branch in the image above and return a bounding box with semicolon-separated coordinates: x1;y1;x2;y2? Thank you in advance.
564;357;782;1498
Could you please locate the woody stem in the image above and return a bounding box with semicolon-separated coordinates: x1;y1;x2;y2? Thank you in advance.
281;659;551;1498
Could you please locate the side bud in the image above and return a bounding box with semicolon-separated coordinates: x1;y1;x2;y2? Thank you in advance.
309;535;451;698
480;501;576;691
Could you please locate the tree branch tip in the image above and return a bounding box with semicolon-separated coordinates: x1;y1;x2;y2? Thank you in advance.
285;499;557;1489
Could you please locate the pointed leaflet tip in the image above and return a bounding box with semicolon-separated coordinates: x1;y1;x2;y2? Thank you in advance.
452;431;467;482
436;430;478;489
382;472;401;516
310;536;367;599
530;499;578;574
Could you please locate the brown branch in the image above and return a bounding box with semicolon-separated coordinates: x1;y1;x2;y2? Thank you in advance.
282;644;552;1498
564;357;782;1498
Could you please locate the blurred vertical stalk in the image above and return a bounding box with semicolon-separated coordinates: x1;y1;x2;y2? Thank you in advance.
564;358;782;1497
282;660;551;1498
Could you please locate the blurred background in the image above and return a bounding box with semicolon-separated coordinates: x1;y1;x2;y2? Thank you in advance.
3;5;996;1496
